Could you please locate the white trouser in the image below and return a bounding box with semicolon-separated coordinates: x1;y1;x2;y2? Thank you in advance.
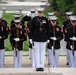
66;49;69;63
47;49;50;64
0;49;5;68
29;48;32;58
13;50;23;68
49;49;60;68
31;48;36;68
34;42;47;68
74;51;76;68
64;41;69;63
68;50;76;68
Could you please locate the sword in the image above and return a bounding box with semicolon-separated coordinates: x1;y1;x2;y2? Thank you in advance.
72;22;75;55
15;29;19;57
53;25;55;56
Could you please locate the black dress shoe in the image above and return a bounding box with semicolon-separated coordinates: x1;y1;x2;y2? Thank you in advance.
40;68;44;71
36;68;40;71
66;62;69;65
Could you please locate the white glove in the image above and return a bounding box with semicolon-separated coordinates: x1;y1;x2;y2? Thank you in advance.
51;46;54;50
47;40;50;43
70;45;74;50
14;38;20;41
30;39;32;44
70;37;76;41
51;37;57;41
0;36;1;39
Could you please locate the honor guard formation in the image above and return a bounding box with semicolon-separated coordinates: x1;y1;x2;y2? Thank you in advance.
0;8;76;71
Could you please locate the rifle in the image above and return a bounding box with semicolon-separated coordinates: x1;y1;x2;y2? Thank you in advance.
70;20;76;55
53;25;55;56
14;22;20;57
72;23;75;55
49;20;56;56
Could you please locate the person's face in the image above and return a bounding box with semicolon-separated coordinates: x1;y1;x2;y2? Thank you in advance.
15;23;20;28
37;11;43;17
71;20;76;27
17;25;20;28
50;20;56;26
66;16;70;20
15;17;20;20
17;24;20;28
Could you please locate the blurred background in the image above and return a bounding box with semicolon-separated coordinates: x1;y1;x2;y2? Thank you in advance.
0;0;75;54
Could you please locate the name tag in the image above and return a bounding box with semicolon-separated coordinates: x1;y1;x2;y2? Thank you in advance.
42;20;46;24
1;27;3;31
39;27;43;31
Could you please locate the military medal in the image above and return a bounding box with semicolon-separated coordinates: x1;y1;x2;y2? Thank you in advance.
42;20;46;24
0;36;1;39
20;31;22;34
39;27;42;31
1;27;3;31
20;26;22;28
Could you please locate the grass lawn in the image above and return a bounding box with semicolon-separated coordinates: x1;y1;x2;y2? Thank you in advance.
2;10;64;51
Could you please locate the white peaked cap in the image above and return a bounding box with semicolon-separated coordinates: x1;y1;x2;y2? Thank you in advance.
27;13;37;18
36;7;44;11
48;12;55;16
14;19;21;23
30;9;36;13
14;11;21;18
49;16;57;20
31;13;37;18
65;12;73;15
15;11;21;15
14;14;20;18
27;12;31;16
69;16;76;21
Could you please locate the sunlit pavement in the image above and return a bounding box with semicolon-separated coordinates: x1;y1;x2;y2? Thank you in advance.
4;56;68;68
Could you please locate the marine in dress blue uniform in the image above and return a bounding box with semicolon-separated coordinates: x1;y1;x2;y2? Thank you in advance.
66;16;76;68
0;11;9;68
10;12;27;68
27;9;37;69
62;12;73;65
47;16;63;68
29;8;50;71
47;12;55;65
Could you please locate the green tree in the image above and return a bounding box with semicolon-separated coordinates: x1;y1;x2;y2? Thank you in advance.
48;0;75;15
48;0;58;10
70;1;76;14
0;0;1;3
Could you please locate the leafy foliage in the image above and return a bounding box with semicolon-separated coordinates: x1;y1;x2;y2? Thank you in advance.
48;0;76;15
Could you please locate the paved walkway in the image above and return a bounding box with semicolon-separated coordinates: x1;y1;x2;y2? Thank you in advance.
0;56;76;75
0;68;76;75
4;56;68;68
